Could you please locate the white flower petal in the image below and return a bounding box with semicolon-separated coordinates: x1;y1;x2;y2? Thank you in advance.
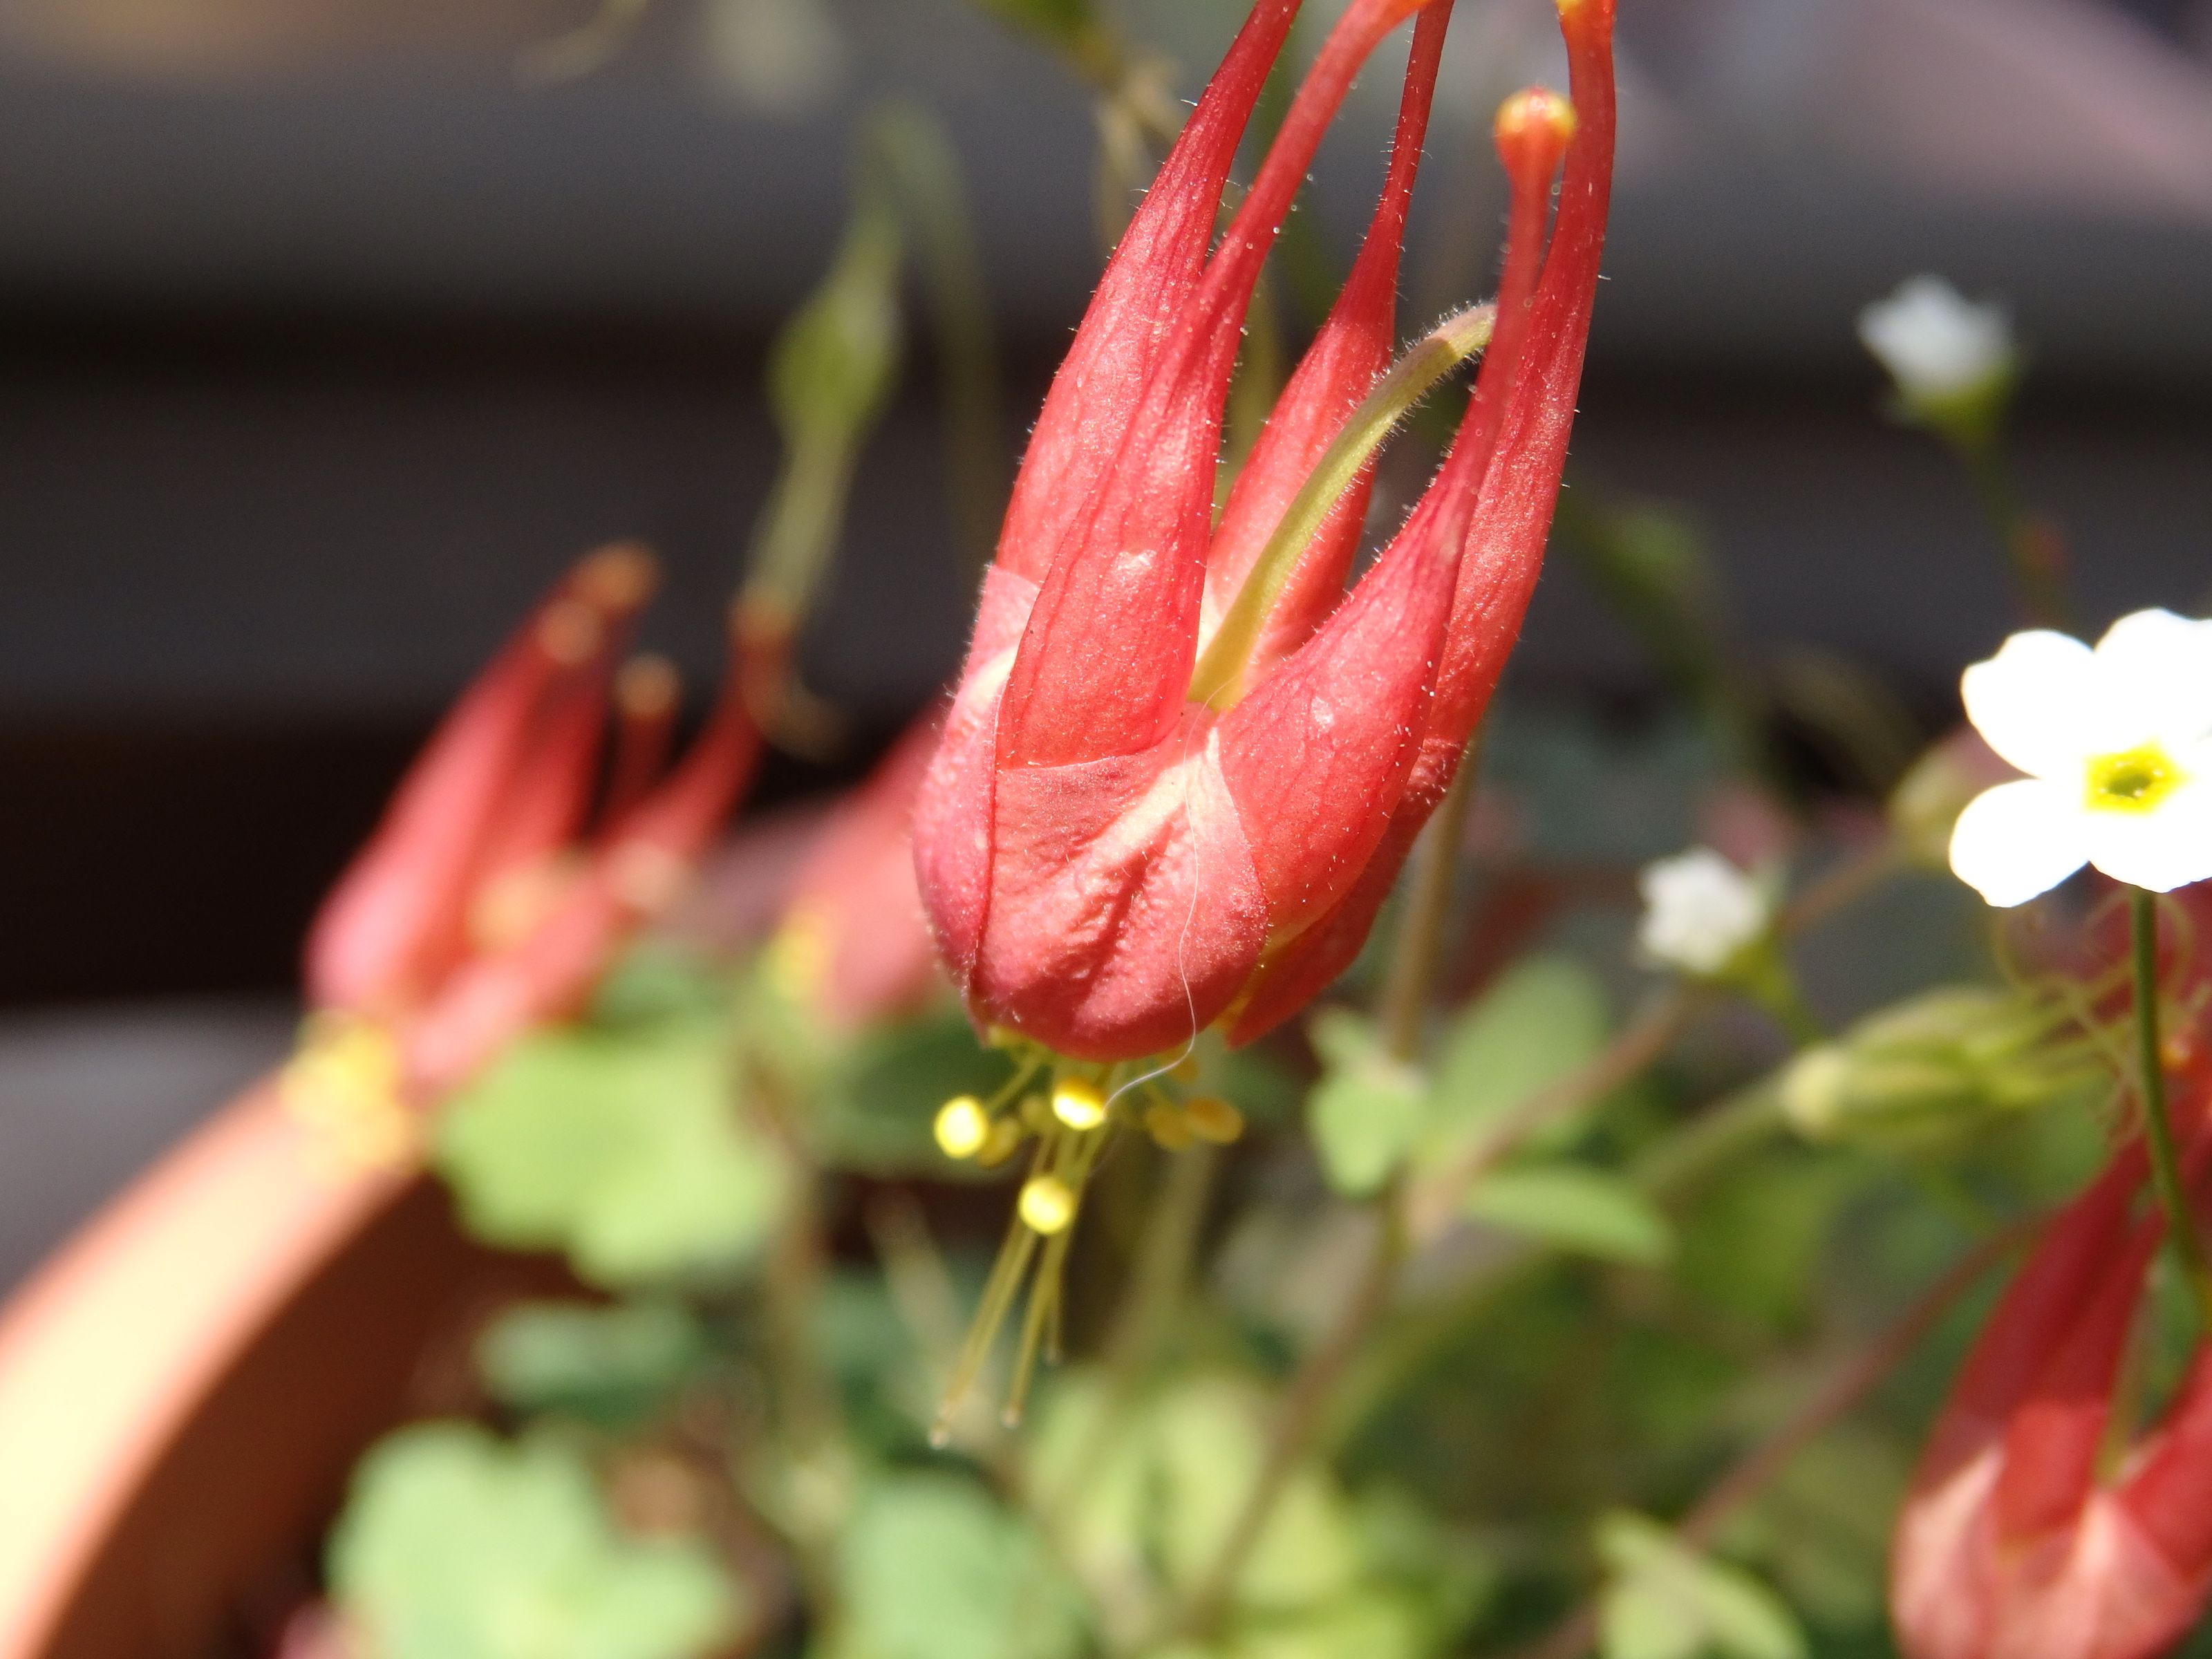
2083;774;2212;894
1638;848;1768;975
1960;630;2096;780
1947;779;2089;907
2090;608;2212;753
1856;276;2012;400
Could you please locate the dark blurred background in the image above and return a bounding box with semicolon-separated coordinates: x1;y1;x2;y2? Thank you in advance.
3;0;2210;1280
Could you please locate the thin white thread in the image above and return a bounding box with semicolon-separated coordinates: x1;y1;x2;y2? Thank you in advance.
1105;704;1212;1116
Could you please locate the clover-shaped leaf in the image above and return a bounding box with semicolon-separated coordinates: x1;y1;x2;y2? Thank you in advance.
435;1024;788;1288
329;1423;740;1659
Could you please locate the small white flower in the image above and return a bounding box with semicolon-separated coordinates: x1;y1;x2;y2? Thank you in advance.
1949;608;2212;906
1857;275;2014;403
1638;848;1770;977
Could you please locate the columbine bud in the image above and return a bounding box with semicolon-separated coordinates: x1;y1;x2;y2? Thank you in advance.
291;549;764;1135
912;0;1619;1062
1893;1126;2212;1659
1635;848;1770;978
1857;274;2016;444
1779;985;2102;1149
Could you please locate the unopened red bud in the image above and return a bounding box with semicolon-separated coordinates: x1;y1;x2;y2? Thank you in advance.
572;540;659;613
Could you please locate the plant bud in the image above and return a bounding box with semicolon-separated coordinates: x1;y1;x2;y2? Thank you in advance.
1781;984;2101;1147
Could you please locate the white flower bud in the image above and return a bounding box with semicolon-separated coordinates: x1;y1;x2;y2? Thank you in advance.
1636;848;1770;977
1858;275;2014;405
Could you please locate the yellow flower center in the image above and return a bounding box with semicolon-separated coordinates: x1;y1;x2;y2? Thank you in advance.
2083;742;2186;814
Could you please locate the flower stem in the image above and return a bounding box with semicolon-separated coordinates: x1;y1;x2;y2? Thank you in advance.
1380;751;1480;1062
1957;433;2070;630
2129;886;2212;1329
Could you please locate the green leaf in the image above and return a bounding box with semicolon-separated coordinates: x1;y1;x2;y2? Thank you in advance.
1463;1165;1674;1266
434;1025;789;1288
1308;1010;1425;1197
1595;1512;1806;1659
475;1300;705;1429
816;1010;1018;1174
329;1422;739;1659
1030;1371;1361;1622
1223;1589;1431;1659
823;1473;1086;1659
1424;954;1610;1161
588;943;731;1029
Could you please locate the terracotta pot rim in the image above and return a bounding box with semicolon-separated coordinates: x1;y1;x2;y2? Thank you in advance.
0;1080;413;1658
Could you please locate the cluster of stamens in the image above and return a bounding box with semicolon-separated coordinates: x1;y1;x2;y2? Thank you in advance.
928;1047;1244;1441
277;1011;420;1170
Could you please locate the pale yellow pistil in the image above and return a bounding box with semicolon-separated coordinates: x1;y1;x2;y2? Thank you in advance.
2085;742;2186;814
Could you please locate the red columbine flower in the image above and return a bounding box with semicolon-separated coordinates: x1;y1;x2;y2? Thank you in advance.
291;545;762;1147
1893;1120;2212;1659
912;0;1617;1063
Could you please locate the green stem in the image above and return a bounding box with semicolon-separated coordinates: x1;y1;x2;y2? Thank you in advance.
1332;1088;1787;1450
2130;887;2212;1329
1734;944;1825;1049
870;103;1009;576
1380;749;1481;1062
1957;433;2070;630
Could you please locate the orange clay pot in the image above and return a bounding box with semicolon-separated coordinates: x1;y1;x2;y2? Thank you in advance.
0;1080;551;1659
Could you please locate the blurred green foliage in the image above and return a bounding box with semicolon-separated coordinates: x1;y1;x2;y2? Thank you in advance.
328;1424;741;1659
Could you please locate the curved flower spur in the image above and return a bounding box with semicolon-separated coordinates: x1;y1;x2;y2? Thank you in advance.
912;0;1618;1427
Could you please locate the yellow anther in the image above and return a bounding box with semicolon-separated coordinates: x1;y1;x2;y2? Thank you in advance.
977;1117;1026;1168
1051;1078;1109;1131
280;1014;418;1171
1018;1174;1078;1235
1018;1091;1053;1133
934;1095;989;1160
1182;1094;1246;1145
1144;1102;1194;1150
763;912;832;1002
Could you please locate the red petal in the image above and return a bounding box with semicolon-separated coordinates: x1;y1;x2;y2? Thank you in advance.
996;0;1439;774
1215;457;1463;942
304;548;648;1013
995;0;1300;587
1200;3;1451;673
